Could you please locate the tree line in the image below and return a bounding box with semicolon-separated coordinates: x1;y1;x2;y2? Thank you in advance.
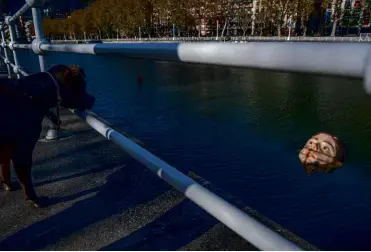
41;0;371;40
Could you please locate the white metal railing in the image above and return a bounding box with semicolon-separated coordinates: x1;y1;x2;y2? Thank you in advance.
5;1;371;251
15;41;371;81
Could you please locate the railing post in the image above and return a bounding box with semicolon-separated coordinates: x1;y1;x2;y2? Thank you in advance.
27;0;60;141
0;27;13;78
31;7;46;71
5;17;21;79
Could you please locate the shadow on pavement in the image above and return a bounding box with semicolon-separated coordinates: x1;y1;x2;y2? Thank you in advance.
0;160;171;250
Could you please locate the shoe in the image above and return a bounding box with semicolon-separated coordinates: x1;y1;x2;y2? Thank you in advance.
25;195;45;208
0;180;13;191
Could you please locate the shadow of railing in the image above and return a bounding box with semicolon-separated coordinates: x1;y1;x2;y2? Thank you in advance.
0;161;174;250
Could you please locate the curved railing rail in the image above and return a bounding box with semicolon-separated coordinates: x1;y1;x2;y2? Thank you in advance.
3;1;370;251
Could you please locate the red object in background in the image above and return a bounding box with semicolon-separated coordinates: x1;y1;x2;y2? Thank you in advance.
19;16;26;36
363;18;370;26
137;75;143;84
363;7;370;27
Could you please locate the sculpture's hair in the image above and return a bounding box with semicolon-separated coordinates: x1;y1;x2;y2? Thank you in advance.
334;138;346;163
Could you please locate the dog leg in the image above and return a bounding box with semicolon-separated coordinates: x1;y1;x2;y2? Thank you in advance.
0;160;13;191
0;146;14;191
13;163;42;208
12;140;44;207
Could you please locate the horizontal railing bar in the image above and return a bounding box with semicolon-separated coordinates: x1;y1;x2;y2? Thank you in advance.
33;42;370;79
13;44;32;50
101;42;369;78
40;43;96;54
94;43;180;60
18;68;28;76
70;108;302;251
8;4;30;25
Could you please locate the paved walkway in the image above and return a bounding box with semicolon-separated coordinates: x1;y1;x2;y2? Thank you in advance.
0;107;317;250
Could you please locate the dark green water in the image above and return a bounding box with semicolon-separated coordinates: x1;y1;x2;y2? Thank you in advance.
18;50;371;250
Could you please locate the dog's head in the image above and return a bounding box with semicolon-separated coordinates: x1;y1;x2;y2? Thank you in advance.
47;64;95;110
298;132;345;175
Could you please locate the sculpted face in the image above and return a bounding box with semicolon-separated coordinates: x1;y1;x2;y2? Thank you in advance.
299;132;345;175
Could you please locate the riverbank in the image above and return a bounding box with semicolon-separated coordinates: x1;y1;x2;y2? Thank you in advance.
51;35;368;44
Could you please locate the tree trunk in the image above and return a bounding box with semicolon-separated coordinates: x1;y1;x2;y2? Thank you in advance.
331;19;337;36
277;24;281;37
260;21;264;36
301;14;305;36
145;27;151;38
330;0;337;36
250;0;258;35
358;4;365;35
221;18;229;37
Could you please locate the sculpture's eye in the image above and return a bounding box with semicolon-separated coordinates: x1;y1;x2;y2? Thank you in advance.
320;142;335;157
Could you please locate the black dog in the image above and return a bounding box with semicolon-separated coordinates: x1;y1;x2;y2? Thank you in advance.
0;65;95;207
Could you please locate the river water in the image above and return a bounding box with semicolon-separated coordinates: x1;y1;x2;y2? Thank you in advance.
18;50;371;250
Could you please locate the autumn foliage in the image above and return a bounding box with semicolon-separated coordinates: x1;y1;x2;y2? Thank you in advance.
41;0;371;39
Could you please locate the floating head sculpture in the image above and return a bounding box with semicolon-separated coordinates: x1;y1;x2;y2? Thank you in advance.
299;132;345;175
